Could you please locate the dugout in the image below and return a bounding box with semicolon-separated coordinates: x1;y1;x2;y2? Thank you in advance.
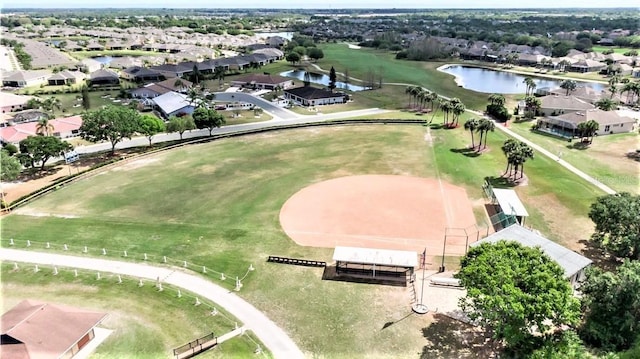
490;188;529;227
332;246;417;284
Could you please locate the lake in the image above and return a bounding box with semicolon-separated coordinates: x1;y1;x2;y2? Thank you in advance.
439;65;606;94
280;70;367;92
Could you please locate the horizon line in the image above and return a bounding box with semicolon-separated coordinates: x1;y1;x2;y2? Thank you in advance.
3;6;640;9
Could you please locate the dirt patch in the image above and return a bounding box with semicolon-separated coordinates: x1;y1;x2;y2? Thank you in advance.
1;163;91;204
112;158;159;172
279;175;478;254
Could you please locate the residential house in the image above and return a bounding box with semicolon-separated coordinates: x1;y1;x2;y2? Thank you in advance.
121;66;165;82
0;115;83;144
78;58;103;73
1;70;51;87
85;41;104;51
0;92;34;113
252;48;285;61
231;73;294;90
284;86;347;106
548;86;604;104
129;78;192;99
149;63;193;78
48;70;87;85
0;299;108;359
536;109;636;138
151;91;195;118
89;69;120;86
521;95;595;117
470;224;592;288
570;59;607;73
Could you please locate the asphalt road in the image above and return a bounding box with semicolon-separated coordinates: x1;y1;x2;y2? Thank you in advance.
213;92;299;119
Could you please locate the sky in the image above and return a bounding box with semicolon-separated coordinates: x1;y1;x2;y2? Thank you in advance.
2;0;639;9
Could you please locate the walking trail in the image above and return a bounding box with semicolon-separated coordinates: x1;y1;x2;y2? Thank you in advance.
0;248;305;359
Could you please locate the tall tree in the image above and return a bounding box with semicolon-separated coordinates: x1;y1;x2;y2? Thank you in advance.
449;98;465;127
580;260;640;351
285;52;300;65
488;93;506;107
456;241;580;352
560;79;577;96
464;118;479;149
192;107;225;136
523;76;536;96
501;138;519;176
440;100;453;126
0;150;21;181
478;118;495;150
80;105;141;154
588;192;640;260
18;135;72;171
307;47;324;62
81;85;91;110
524;96;541;119
138;114;165;146
328;66;337;93
167;115;196;140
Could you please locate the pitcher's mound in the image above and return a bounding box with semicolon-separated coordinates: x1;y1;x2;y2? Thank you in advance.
279;175;477;253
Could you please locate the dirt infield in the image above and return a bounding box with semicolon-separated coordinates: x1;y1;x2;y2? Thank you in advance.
279;175;478;255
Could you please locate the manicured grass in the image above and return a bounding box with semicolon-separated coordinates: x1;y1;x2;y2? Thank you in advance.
0;264;268;359
592;46;637;54
1;122;604;356
315;44;490;110
508;120;640;195
29;90;125;117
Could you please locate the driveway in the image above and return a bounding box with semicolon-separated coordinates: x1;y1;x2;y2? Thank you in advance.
213;92;298;119
0;248;306;359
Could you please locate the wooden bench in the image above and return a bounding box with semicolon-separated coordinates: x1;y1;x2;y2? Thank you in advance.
267;256;326;268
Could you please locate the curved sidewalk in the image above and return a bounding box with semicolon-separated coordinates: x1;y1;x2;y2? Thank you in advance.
0;248;305;359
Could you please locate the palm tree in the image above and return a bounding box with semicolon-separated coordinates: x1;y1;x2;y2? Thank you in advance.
464;118;479;149
595;98;617;111
608;75;621;99
42;97;62;119
523;77;535;96
621;82;636;105
186;87;203;107
560;79;577;96
488;93;506;107
578;120;600;144
450;98;466;127
516;143;534;179
501;139;519;176
479;118;495;150
35;118;55;136
440;100;453;126
558;59;570;72
427;91;438;112
524;96;541;119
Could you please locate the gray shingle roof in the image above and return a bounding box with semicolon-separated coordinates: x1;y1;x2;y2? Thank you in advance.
151;91;192;115
471;224;592;278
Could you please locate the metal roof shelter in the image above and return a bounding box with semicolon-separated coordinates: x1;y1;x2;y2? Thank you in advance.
470;224;592;287
333;246;418;267
491;188;529;226
332;246;418;285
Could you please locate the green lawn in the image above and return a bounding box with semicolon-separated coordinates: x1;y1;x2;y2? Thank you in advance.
592;46;637;54
1;122;605;357
70;50;165;60
508;120;640;195
27;90;125;118
1;264;268;359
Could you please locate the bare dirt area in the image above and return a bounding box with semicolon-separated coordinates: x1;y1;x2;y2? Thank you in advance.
279;175;478;255
1;163;90;204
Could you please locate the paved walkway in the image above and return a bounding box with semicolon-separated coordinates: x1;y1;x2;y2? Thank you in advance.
0;248;305;359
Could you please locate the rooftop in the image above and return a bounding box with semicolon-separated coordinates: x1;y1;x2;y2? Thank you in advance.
151;91;192;115
333;246;418;267
471;224;592;278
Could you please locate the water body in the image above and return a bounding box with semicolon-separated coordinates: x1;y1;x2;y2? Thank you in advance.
255;31;294;40
92;56;113;65
280;70;367;92
439;65;606;94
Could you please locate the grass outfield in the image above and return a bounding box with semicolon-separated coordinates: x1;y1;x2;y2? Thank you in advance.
0;264;268;359
1;123;604;357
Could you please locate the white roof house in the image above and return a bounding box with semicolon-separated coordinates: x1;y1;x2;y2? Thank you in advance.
333;246;418;268
470;224;592;287
151;91;195;118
